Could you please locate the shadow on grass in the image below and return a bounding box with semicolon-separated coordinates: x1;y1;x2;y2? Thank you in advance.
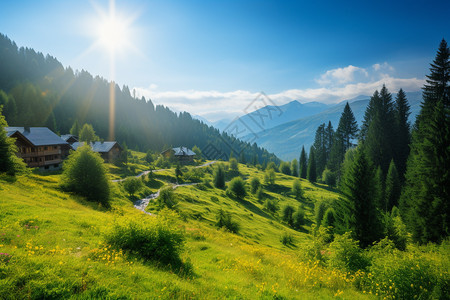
311;182;339;193
265;183;291;195
228;195;274;220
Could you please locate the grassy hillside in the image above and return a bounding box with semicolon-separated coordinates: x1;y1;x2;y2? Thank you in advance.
0;160;448;299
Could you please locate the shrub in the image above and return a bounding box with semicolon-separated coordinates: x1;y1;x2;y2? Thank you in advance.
321;207;336;229
256;186;264;201
293;207;305;229
314;200;328;225
213;164;225;189
216;209;240;233
123;177;144;197
280;161;291;175
264;169;276;185
322;168;336;186
227;177;247;199
61;145;110;206
327;232;370;273
249;177;261;194
229;158;239;173
105;212;185;266
282;205;295;226
291;179;304;199
280;232;294;246
264;199;278;214
158;186;177;209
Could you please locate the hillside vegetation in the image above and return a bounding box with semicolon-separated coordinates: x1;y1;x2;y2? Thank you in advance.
1;159;448;299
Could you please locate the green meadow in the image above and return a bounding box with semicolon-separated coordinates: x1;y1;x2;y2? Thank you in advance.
0;158;448;299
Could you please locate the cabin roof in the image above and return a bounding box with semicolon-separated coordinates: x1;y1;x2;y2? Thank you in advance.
71;141;121;153
6;127;69;146
172;147;196;156
60;134;78;142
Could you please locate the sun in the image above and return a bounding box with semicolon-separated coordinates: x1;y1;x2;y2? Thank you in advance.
95;2;131;56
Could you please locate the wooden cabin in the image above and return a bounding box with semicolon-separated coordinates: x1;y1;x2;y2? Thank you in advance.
71;141;123;162
6;127;69;170
161;146;196;163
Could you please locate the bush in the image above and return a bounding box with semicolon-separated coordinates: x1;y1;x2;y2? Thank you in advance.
123;177;144;197
327;232;370;273
249;177;261;194
282;205;295;226
292;179;304;199
280;232;294;246
105;212;185;266
280;161;291;175
264;199;278;214
256;186;264;201
264;169;276;185
158;186;177;209
61;145;110;206
229;158;239;173
322;168;336;186
216;209;240;233
321;207;336;229
227;177;247;199
266;161;278;172
293;207;305;229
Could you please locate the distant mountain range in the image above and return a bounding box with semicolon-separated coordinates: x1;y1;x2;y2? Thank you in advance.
247;91;422;160
195;91;423;161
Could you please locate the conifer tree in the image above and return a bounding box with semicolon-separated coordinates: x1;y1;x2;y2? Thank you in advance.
385;160;401;212
325;121;334;163
79;123;99;144
340;102;358;150
291;158;299;177
0;107;26;175
213;164;226;189
393;89;411;179
307;146;317;183
400;39;450;243
337;148;381;248
299;146;308;179
313;123;327;176
362;85;395;175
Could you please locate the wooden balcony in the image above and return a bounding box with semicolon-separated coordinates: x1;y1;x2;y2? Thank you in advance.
21;149;61;158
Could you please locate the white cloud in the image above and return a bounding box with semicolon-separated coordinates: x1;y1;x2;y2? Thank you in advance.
373;62;395;72
133;63;424;122
316;65;369;85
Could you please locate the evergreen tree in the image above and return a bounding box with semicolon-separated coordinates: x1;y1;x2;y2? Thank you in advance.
393;89;411;179
325;121;334;163
213;164;226;189
337;148;381;248
227;177;247;199
374;166;384;211
45;111;58;133
0;107;26;175
400;39;450;243
307;146;317;183
362;85;396;175
299;146;307;179
385;160;401;212
70;119;80;136
328;103;358;178
291;158;299;177
280;161;291;175
313;123;327;176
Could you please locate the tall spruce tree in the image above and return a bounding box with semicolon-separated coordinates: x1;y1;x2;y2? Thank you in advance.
299;146;308;179
291;158;299;177
362;85;396;175
0;107;22;175
325;121;334;163
307;146;317;183
393;89;411;179
328;103;358;178
337;148;382;248
313;123;327;176
400;39;450;244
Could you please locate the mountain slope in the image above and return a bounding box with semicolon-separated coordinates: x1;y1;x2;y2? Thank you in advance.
251;91;422;160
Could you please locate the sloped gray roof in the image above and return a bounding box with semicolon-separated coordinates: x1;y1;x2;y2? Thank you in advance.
71;141;120;153
6;127;68;146
60;134;78;142
173;147;195;156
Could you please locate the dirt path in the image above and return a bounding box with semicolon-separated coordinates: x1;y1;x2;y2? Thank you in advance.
133;182;200;215
112;161;217;183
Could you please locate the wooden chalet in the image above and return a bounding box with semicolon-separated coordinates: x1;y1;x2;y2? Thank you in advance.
161;146;196;163
71;141;122;162
6;127;69;170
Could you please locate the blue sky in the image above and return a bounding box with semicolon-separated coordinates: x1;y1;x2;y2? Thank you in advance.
0;0;449;120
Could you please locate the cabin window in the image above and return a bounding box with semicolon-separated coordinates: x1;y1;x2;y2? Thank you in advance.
44;146;48;150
